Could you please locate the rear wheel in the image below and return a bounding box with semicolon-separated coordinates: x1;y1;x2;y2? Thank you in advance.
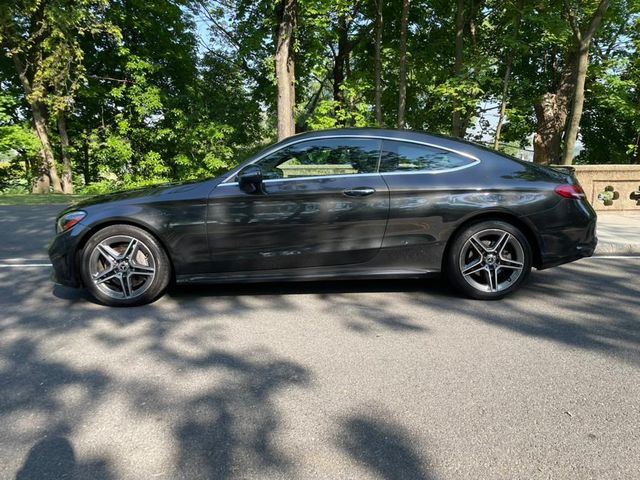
446;220;532;300
80;225;171;306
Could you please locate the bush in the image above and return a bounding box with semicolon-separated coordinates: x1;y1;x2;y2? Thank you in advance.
76;180;117;196
1;179;31;194
0;161;30;193
76;177;169;196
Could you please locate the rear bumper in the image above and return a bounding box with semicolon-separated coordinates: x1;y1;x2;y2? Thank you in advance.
538;217;598;270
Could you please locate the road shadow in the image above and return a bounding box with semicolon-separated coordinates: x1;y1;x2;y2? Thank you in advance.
164;276;451;334
166;275;450;298
172;352;310;478
2;270;316;478
3;258;640;477
16;436;113;480
338;415;435;480
51;276;447;334
419;258;640;364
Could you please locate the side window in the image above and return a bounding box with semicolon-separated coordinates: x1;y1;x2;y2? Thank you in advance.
380;140;475;173
256;138;381;180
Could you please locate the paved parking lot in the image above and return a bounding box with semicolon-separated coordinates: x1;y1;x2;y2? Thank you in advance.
1;205;639;479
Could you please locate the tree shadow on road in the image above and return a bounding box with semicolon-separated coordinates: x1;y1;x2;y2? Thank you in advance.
172;352;310;478
15;436;113;480
3;258;640;477
163;277;445;334
416;258;640;365
338;415;436;480
1;271;316;478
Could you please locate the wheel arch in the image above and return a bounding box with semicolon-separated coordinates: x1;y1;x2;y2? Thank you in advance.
442;211;542;271
74;219;175;286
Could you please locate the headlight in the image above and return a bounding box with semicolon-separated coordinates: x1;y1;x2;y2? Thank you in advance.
56;211;86;233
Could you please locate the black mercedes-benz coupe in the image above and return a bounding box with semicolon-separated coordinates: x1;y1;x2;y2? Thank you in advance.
49;128;597;306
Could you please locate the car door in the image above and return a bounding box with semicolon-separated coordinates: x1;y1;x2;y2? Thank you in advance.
378;138;480;269
206;137;389;272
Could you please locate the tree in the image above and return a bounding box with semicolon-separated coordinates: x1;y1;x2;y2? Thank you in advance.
560;0;611;165
576;6;640;164
0;92;41;188
0;0;116;193
451;0;465;137
0;0;638;196
493;1;524;150
531;0;612;165
374;0;383;125
275;0;297;140
397;0;410;128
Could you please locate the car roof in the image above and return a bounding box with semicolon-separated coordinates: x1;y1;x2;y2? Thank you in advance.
288;128;445;142
281;128;490;157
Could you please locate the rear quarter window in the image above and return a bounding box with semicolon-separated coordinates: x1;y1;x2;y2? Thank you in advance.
380;140;476;173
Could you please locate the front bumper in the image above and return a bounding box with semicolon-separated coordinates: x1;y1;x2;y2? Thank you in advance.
48;223;89;288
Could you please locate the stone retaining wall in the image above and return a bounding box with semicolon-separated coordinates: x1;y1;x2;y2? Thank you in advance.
570;165;640;212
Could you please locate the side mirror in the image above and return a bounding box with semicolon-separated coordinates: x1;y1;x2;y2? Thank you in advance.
237;165;264;193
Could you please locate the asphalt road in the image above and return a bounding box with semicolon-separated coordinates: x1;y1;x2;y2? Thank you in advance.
1;205;639;479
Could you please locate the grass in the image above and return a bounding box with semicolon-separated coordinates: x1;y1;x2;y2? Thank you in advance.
0;193;94;205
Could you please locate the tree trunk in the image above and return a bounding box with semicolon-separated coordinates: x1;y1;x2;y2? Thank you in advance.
82;134;91;184
275;0;296;140
31;102;62;193
493;60;512;150
561;0;611;165
452;0;465;137
533;93;569;165
333;13;349;107
374;0;383;126
297;75;328;129
11;55;62;193
397;0;410;128
559;45;589;165
494;7;522;150
533;57;575;165
58;114;74;194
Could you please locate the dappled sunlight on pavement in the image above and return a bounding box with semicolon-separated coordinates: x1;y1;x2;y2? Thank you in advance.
0;259;639;478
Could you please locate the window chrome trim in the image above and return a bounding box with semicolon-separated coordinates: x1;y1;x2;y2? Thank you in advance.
218;172;382;187
220;134;481;185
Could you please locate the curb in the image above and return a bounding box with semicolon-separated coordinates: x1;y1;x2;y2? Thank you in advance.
594;242;640;256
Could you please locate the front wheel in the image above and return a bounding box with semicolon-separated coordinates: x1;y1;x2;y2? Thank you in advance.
446;220;532;300
79;224;171;306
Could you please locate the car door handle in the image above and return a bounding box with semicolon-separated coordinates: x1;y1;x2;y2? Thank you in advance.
343;187;376;197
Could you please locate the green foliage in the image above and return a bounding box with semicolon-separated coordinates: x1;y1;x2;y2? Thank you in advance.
0;193;93;204
308;83;374;129
0;164;29;193
577;10;640;164
0;94;41;188
0;0;638;197
76;177;168;196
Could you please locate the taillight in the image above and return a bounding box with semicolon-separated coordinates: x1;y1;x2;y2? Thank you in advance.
555;184;585;200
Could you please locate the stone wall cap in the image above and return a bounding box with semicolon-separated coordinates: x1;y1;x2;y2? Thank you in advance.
566;164;640;171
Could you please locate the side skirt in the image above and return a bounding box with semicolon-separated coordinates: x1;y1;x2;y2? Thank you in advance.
176;266;439;285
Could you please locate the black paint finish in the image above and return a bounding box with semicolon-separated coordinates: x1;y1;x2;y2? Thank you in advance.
49;128;597;288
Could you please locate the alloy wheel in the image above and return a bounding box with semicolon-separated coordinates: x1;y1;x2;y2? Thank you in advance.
458;228;525;293
88;235;156;300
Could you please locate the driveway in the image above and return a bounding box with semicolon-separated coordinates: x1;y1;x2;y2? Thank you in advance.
1;205;639;479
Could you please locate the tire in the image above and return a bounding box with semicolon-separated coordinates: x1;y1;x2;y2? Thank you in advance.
79;224;171;306
446;220;532;300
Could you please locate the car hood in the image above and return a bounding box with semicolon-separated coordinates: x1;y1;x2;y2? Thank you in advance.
63;178;223;213
72;183;180;208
